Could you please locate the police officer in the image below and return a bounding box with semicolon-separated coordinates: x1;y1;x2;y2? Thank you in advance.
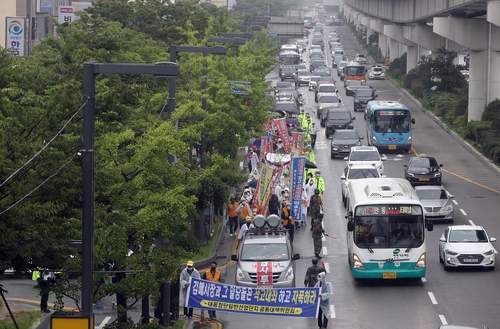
314;169;326;197
304;257;326;287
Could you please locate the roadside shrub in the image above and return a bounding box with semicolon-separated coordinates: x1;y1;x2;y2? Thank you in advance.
491;109;500;135
464;121;491;142
411;81;424;99
481;98;500;121
482;133;500;155
434;93;457;117
490;146;500;164
405;69;419;89
453;114;467;134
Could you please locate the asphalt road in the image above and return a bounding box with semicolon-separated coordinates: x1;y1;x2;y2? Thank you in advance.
216;23;500;329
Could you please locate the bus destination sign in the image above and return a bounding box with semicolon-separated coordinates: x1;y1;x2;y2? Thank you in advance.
355;205;422;216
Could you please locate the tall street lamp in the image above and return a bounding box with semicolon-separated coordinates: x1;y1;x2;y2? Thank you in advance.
81;62;179;325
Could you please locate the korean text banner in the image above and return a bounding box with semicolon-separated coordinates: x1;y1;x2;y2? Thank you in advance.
273;118;290;147
186;277;320;318
257;164;274;209
290;156;306;221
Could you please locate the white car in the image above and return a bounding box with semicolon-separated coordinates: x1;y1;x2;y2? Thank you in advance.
368;66;385;80
343;146;385;175
354;53;366;64
340;164;381;207
439;225;496;271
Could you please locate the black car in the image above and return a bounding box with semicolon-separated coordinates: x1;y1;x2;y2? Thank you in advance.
346;82;371;96
312;67;331;77
404;154;444;186
324;107;354;138
353;88;378;112
310;60;326;72
330;129;363;159
312;39;324;51
320;105;342;127
280;65;297;81
272;100;300;115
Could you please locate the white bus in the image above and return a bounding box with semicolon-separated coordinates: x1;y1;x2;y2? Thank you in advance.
345;178;433;279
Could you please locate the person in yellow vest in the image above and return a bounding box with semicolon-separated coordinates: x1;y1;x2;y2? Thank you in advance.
236;198;253;227
281;202;295;243
204;261;221;320
314;170;326;198
32;268;41;288
226;196;239;237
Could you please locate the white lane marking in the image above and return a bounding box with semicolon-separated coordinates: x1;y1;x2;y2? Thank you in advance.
330;305;336;318
324;262;330;273
452;199;458;205
427;292;438;305
322;247;328;255
468;219;475;226
439;315;448;325
460;209;467;216
421;277;427;283
96;316;112;329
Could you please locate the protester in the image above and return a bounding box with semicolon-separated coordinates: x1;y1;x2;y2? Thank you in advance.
180;261;200;319
281;202;295;243
227;196;239;237
309;123;320;148
275;139;285;153
238;216;255;241
301;187;309;227
203;262;221;320
247;151;258;173
236;198;253;227
39;269;56;313
312;214;325;258
309;188;324;230
314;272;332;329
268;193;280;216
304;257;326;287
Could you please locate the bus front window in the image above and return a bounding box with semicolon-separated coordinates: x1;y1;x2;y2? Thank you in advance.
373;114;411;133
354;216;424;248
346;67;365;76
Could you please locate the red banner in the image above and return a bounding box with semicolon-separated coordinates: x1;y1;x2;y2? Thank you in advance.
256;261;273;286
291;132;305;150
273;118;290;148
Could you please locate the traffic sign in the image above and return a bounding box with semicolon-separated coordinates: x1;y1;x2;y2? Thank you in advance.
266;31;278;37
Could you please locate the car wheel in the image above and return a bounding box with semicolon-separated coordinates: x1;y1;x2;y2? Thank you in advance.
403;148;410;153
439;248;443;264
488;266;495;271
342;194;347;208
443;261;450;271
330;152;335;159
354;107;357;112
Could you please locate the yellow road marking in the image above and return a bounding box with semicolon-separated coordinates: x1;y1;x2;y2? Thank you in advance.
411;147;500;194
6;298;79;311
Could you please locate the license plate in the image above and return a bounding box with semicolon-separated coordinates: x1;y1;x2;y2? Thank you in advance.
419;178;430;181
463;259;479;263
383;272;397;279
257;285;273;289
388;145;396;150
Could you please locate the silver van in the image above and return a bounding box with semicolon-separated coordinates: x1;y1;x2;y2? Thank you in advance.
231;215;300;288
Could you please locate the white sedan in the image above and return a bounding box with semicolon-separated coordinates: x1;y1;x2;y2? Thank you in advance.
439;225;496;271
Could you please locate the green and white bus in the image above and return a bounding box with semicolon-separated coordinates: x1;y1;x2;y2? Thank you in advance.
345;178;433;279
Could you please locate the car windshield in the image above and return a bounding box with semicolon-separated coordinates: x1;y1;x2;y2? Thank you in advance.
319;86;335;93
276;82;293;88
356;54;365;58
347;81;362;87
280;88;299;97
335;131;358;140
339;62;347;68
274;102;296;111
356;90;372;97
319;95;338;103
329;112;351;120
350;151;380;161
241;243;289;261
348;168;379;179
448;230;488;243
298;70;311;76
346;66;366;76
372;68;383;73
410;158;438;168
416;189;448;200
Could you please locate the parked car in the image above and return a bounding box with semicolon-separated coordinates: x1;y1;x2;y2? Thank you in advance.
439;225;496;271
414;185;454;223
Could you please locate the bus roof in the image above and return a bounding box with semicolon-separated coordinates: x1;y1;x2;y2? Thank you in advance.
346;61;364;67
366;100;409;110
347;178;420;207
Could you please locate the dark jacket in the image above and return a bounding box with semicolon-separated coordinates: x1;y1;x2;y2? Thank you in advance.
269;194;280;215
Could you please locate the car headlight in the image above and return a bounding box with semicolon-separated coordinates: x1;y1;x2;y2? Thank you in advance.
284;266;294;281
355;141;362;146
414;253;426;269
354;100;360;103
406;172;414;177
293;73;296;76
434;172;442;177
236;267;247;282
353;253;365;270
381;72;385;77
347;123;354;129
445;249;458;256
405;136;412;144
484;249;495;256
441;204;453;212
332;146;339;151
319;106;323;110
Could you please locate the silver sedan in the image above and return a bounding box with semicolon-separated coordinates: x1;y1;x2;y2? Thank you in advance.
414;185;454;223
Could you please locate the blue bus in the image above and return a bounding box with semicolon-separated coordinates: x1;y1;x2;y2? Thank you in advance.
365;100;415;153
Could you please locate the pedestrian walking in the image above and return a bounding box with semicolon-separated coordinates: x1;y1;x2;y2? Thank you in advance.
281;202;295;243
203;262;221;320
227;196;239;237
314;272;332;329
179;260;200;319
304;257;326;287
309;188;324;231
236;198;253;227
312;213;325;258
247;152;258;173
309;123;320;148
314;170;326;198
305;179;317;210
301;187;309;227
39;270;56;313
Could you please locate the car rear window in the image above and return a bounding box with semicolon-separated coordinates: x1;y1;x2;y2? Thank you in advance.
319;86;335;93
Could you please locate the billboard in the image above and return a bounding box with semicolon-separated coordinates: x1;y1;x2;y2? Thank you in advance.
58;6;75;26
5;17;26;56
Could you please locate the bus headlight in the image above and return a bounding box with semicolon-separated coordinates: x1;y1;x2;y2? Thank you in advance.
371;136;378;145
284;266;294;281
405;136;412;144
353;253;365;270
414;253;426;269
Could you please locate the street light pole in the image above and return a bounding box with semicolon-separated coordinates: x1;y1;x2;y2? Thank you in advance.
82;62;179;321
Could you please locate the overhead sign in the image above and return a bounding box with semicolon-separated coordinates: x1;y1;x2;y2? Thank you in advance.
5;17;26;56
58;6;75;25
37;0;53;13
229;84;250;95
266;31;278;37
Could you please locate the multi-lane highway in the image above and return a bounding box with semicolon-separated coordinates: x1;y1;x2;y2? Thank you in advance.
216;23;500;329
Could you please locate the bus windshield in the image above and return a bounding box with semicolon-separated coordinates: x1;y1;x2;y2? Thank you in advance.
346;66;365;76
373;110;411;134
280;54;300;65
354;215;424;249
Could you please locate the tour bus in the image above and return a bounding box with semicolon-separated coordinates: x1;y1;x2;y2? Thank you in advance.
344;61;366;85
345;178;433;279
365;100;415;153
279;50;301;65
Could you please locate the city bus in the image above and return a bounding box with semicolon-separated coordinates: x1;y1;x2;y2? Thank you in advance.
345;178;433;279
344;61;366;85
279;50;301;65
365;100;415;153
